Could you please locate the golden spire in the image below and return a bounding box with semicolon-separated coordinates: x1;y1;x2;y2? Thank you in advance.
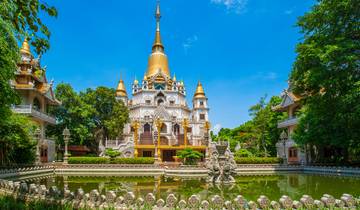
194;81;206;98
152;1;164;53
116;79;127;97
173;73;176;82
146;0;170;78
20;38;31;55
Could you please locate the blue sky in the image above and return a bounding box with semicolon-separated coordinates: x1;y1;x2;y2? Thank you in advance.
40;0;315;131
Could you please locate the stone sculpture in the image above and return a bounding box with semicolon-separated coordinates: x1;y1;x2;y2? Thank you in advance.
206;141;237;184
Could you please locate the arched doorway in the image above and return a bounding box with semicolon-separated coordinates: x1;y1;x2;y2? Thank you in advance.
144;123;151;134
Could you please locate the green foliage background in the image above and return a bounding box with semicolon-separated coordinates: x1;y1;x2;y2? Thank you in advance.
46;84;129;152
289;0;360;163
0;0;57;165
213;96;286;157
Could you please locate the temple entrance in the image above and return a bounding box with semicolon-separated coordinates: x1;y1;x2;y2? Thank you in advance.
162;150;176;162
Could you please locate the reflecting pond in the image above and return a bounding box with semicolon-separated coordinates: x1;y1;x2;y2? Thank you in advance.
10;172;360;201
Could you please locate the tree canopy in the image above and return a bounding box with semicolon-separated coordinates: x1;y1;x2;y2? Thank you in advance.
290;0;360;162
47;84;129;152
213;96;286;157
0;0;57;164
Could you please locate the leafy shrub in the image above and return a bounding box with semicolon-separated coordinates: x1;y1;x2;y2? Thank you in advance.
104;148;121;159
235;157;282;164
234;149;254;157
68;157;109;164
0;195;70;210
84;153;97;157
177;148;204;165
68;157;154;164
110;157;154;164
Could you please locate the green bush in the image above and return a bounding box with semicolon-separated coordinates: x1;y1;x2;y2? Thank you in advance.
235;157;282;164
0;195;71;210
110;157;154;164
68;157;155;164
104;148;121;159
177;148;204;165
68;157;109;164
234;149;254;157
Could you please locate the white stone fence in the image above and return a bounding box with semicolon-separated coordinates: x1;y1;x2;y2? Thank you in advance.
0;165;54;179
0;178;358;209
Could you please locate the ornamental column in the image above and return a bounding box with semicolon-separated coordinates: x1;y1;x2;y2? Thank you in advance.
155;117;163;162
204;121;211;161
34;128;41;165
182;118;189;147
62;127;70;164
132;120;140;157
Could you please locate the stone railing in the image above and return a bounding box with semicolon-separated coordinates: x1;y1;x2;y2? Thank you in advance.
0;165;54;179
236;164;360;175
12;104;56;124
0;179;358;209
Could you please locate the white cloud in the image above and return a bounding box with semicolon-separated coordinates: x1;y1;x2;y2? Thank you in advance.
211;0;248;14
182;35;198;54
211;123;222;135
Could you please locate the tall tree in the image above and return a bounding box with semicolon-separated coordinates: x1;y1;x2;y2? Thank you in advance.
290;0;360;162
47;84;129;152
0;0;57;164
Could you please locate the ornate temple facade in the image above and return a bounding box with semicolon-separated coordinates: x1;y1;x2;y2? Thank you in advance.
103;3;211;162
273;86;306;164
12;39;60;162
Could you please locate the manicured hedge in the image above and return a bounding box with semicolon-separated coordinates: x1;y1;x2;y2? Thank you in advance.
235;157;282;164
110;157;155;164
68;157;155;164
68;157;109;164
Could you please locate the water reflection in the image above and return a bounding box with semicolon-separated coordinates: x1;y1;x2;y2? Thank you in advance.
13;173;360;201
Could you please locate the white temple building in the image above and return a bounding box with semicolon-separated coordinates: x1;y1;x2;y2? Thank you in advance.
101;2;211;162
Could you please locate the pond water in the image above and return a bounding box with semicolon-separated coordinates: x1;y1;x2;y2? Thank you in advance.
11;172;360;201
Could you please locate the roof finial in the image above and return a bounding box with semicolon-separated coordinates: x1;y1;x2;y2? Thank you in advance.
152;0;164;53
194;81;206;98
20;37;32;56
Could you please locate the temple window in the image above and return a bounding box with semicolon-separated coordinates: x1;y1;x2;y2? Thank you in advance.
157;99;164;106
173;124;180;135
145;100;151;105
169;100;175;105
199;114;205;120
161;123;167;133
33;98;41;110
289;147;298;158
199;101;204;106
187;127;192;133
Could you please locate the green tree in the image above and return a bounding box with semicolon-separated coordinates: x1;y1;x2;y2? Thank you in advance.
81;87;129;141
0;114;36;165
47;84;129;152
0;0;57;164
176;148;204;165
213;96;285;157
47;83;96;147
290;0;360;163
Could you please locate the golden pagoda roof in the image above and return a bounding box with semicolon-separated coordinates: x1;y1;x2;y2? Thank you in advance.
20;38;31;55
146;2;170;78
194;81;206;98
116;79;127;97
173;73;176;81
